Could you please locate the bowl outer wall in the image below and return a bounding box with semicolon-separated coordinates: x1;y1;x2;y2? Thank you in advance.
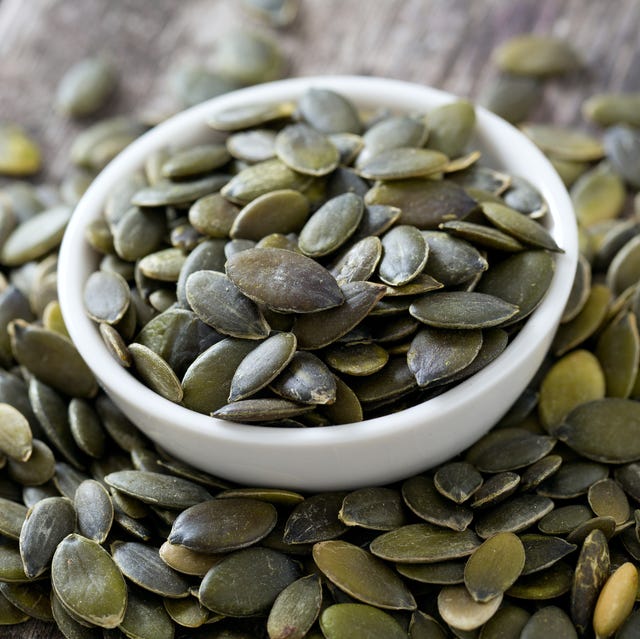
58;76;578;490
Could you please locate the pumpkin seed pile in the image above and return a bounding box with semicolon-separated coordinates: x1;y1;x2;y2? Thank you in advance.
82;91;563;426
1;19;640;637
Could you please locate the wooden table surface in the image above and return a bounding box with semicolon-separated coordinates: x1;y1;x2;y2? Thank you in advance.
0;0;639;636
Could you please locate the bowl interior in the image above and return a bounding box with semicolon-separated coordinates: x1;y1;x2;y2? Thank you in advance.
58;76;578;490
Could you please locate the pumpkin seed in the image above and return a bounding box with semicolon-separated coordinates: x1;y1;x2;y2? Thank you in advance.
359;147;449;180
570;528;610;635
592;562;638;638
266;573;322;639
571;163;626;227
270;351;337;405
475;495;554;539
163;594;210;628
56;57;116;117
74;479;113;543
0;403;32;462
7;439;55;486
464;532;525;602
603;124;640;189
319;603;406;639
283;492;348;544
128;343;184;403
479;74;543;124
421;231;488;286
583;93;640;127
162;144;230;179
520;534;577;575
507;561;574;600
313;540;416;610
520;606;577;639
324;342;389;377
397;560;466;586
441;219;525;252
119;587;175;639
378;224;428;286
478;605;530;639
51;534;127;628
437;585;502;631
537;460;609;500
427;100;476;158
470;472;520;509
199;547;300;616
339;486;406;530
275;123;339;176
587;478;630;526
0;497;27;540
521;123;603;162
0;589;32;625
0;125;41;177
298;88;361;134
493;34;580;76
0;581;52;622
434;462;483;504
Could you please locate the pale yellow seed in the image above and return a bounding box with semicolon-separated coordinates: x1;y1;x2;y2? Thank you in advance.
593;562;638;638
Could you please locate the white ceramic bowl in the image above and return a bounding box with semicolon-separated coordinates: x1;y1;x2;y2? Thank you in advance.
58;76;578;491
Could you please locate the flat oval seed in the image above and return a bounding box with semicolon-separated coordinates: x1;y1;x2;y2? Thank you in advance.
104;470;212;509
494;34;580;76
324;342;389;377
7;439;55;486
208;101;293;131
74;479;113;543
339;487;406;530
169;498;277;553
583;93;640;127
293;281;386;350
119;588;175;639
128;343;184;403
283;492;348;544
410;291;519;329
0;580;52;622
1;205;71;266
520;606;577;639
314;540;416;610
9;320;98;398
83;270;130;324
51;534;127;628
593;562;638;638
19;496;76;579
358;147;449;180
0;497;27;540
113;206;166;261
464;532;525;602
299;192;364;258
138;247;187;282
230;189;309;240
111;541;191;598
275;123;339;176
557;398;640;463
422;230;488;286
434;462;483;504
229;332;297;401
471;472;520;509
508;561;574;600
478;605;531;639
437;585;502;632
0;124;41;177
482;202;561;251
407;327;483;387
427;100;476;158
397;561;466;586
226;128;276;162
0;403;32;462
320;603;406;639
162;143;230;179
441;219;525;252
199;547;300;616
357;115;427;166
520;534;577;575
226;247;344;312
270;351;337;405
298;88;361;134
475;495;555;538
604;124;640;189
571;164;626;227
480;73;543;124
379;225;428;286
520;123;603;161
587;478;630;525
56;57;115;117
186;270;269;339
370;523;481;563
132;174;229;208
330;236;382;285
267;574;323;639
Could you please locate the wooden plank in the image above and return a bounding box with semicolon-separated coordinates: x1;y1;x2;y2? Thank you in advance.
0;0;638;636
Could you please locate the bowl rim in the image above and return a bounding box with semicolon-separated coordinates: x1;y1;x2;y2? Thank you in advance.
58;75;578;456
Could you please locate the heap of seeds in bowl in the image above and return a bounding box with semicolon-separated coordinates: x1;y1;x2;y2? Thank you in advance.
82;89;562;426
3;18;640;638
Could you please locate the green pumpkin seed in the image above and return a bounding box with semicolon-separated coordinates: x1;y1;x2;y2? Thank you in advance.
0;581;52;622
319;376;363;424
0;541;31;583
137;247;187;283
188;193;238;238
351;204;402;241
583;93;640;127
329;236;382;285
397;560;465;586
426;100;476;158
7;439;55;486
596;312;639;398
128;343;183;403
0;125;41;177
402;475;472;531
269;351;336;405
199;547;300;616
507;561;574;600
68;397;107;459
0;592;28;626
275;123;339;176
603;124;640;189
159;541;222;577
293;281;386;350
298;88;361;134
464;532;525;603
119;587;175;639
313;540;416;610
407;327;483;387
615;463;640;502
319;603;406;639
493;35;581;76
437;585;502;632
571;163;626;227
0;403;32;462
479;74;543;124
104;470;212;509
570;528;610;635
520;606;577;639
226;128;276;162
56;57;116;117
440;219;524;252
83;270;130;325
520;455;563;492
370;523;481;563
520;123;603;162
378;224;428;286
208;101;294;132
266;573;322;639
19;496;76;579
113;205;166;262
587;478;630;525
592;562;638;639
169;498;276;553
434;462;483;504
471;472;520;509
111;541;190;598
73;479;113;544
51;534;127;628
422;231;488;286
359;147;449;181
324;342;389;377
338;487;405;530
162;144;230;179
478;605;530;639
607;235;640;298
520;534;577;575
283;492;348;544
163;594;210;628
0;497;27;540
132;174;229;208
366;179;477;229
557;398;640;463
226;247;344;312
537;460;609;499
475;495;554;539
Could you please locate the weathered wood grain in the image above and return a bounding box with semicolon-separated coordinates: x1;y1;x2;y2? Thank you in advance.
0;0;639;636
